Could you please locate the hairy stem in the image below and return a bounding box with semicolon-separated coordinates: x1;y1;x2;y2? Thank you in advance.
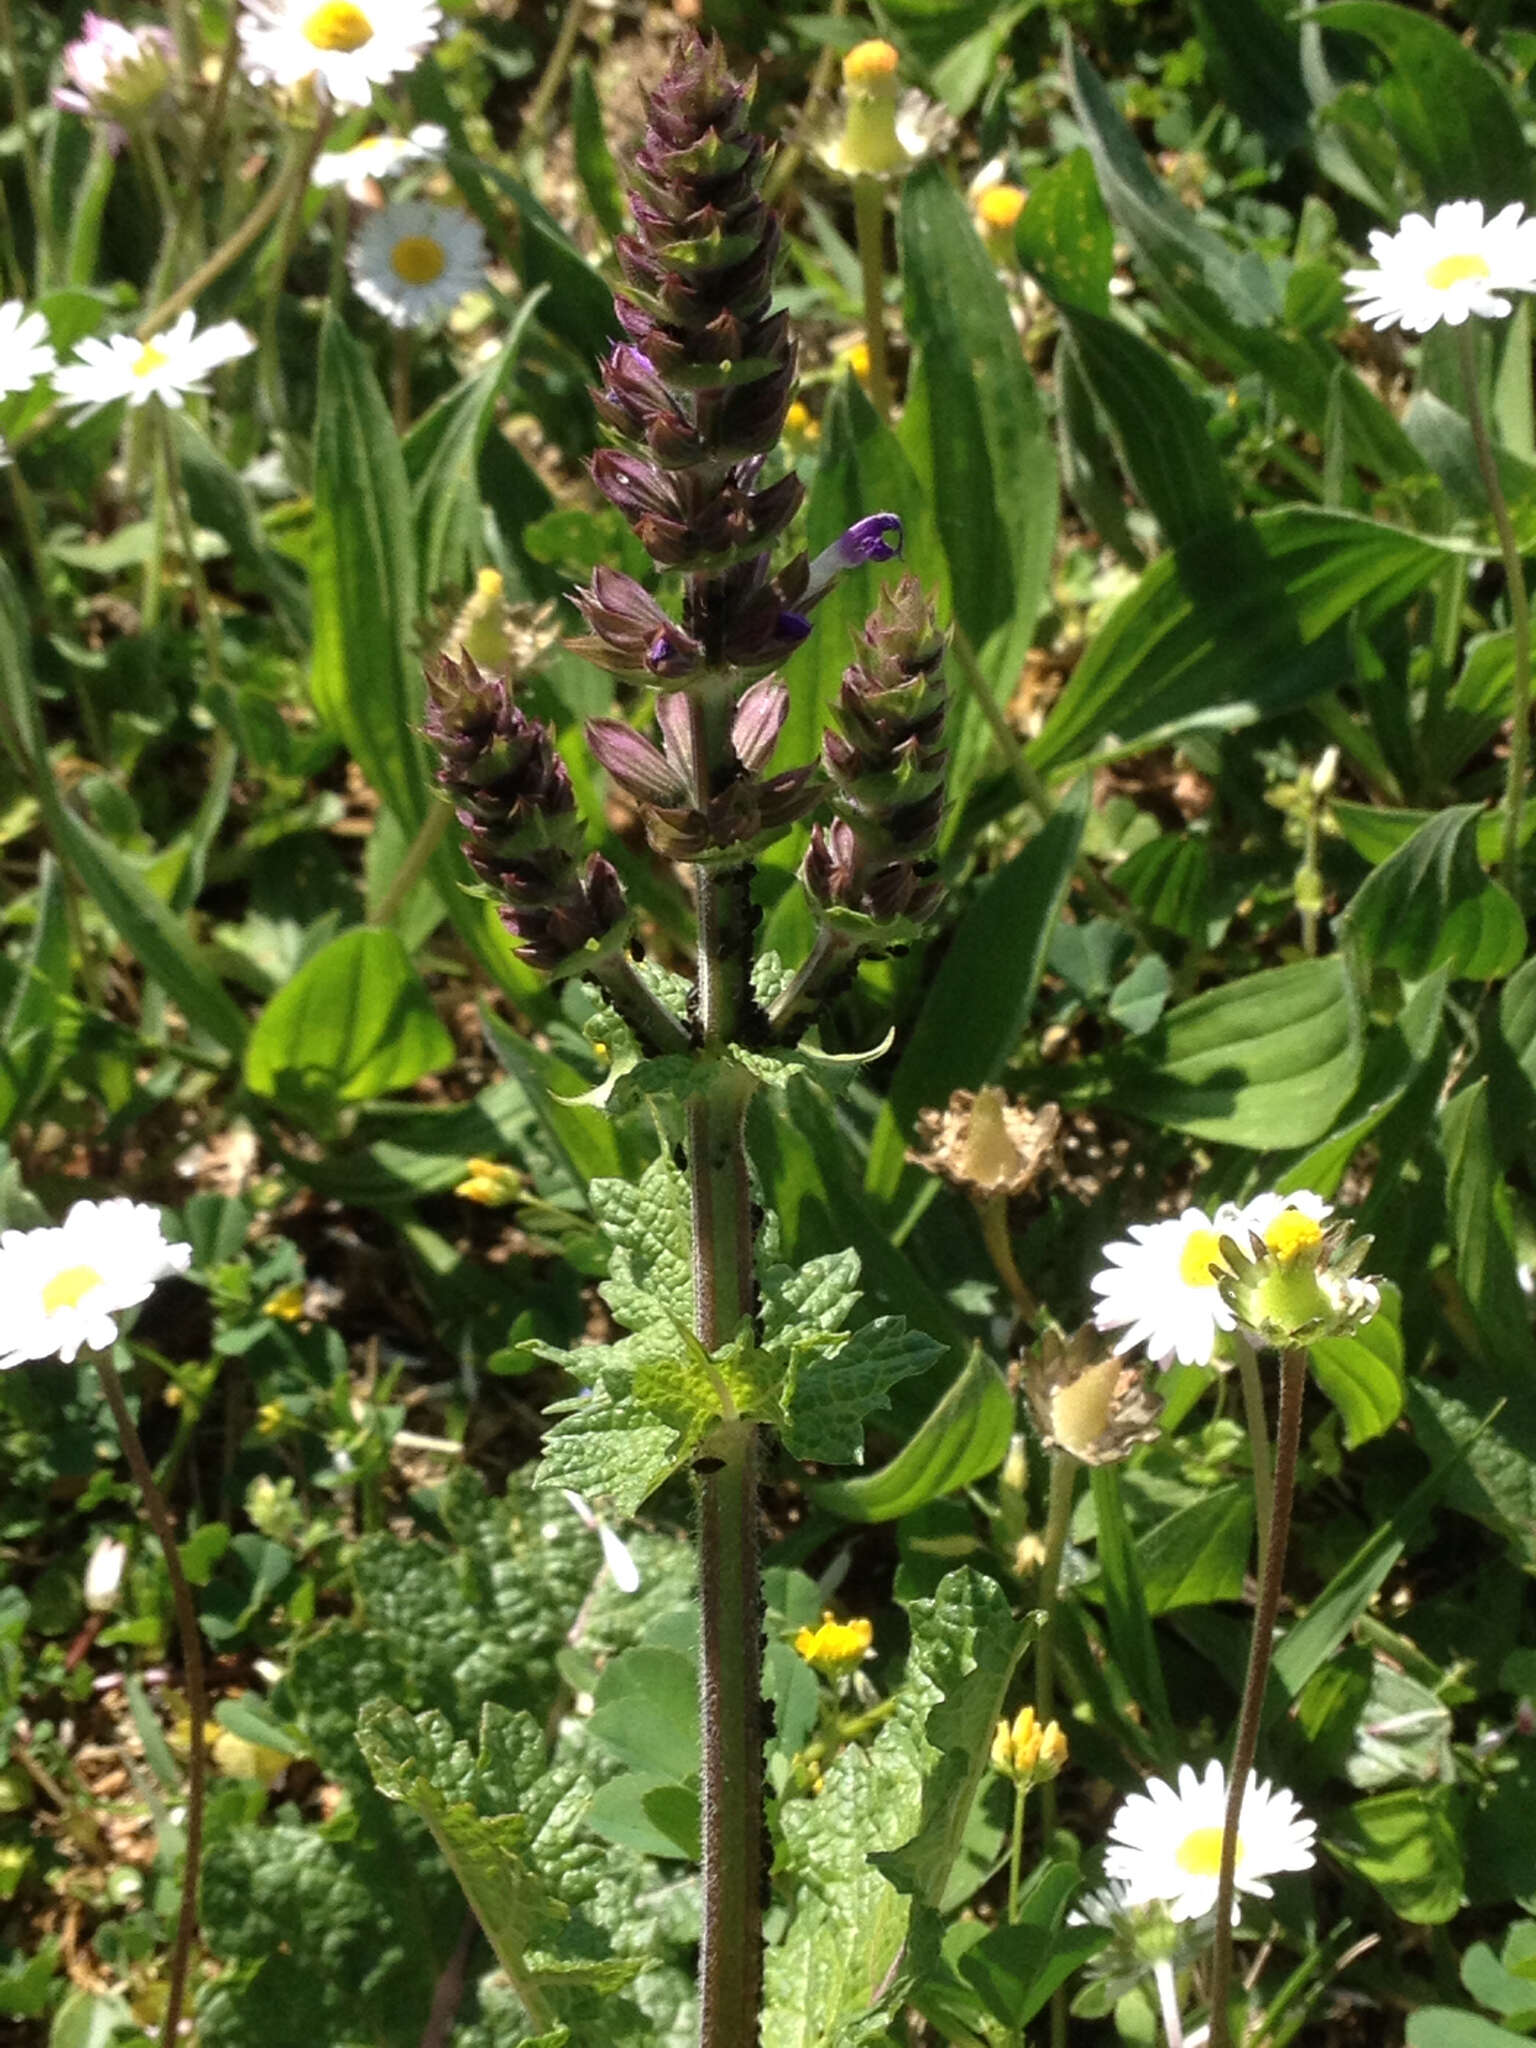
1458;323;1532;894
1233;1335;1273;1589
1208;1348;1307;2048
852;175;892;423
1006;1779;1029;1925
590;952;693;1058
94;1353;207;2048
1035;1450;1076;2048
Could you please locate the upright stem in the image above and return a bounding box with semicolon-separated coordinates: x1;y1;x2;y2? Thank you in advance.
522;0;589;140
1155;1958;1186;2048
1457;323;1532;894
1233;1336;1273;1589
369;802;452;931
687;673;764;2047
1006;1780;1030;1924
1208;1348;1307;2048
1035;1450;1076;2048
94;1353;207;2048
391;327;414;434
156;401;222;690
0;0;49;291
852;175;893;423
978;1193;1042;1327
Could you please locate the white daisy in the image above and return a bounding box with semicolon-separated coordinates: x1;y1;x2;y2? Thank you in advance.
1225;1187;1332;1254
0;301;57;401
350;199;486;328
1344;199;1536;333
1104;1760;1316;1923
52;310;255;415
237;0;441;109
311;121;446;198
0;1199;192;1370
1089;1205;1242;1368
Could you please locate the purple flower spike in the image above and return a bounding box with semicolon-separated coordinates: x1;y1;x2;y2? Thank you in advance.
803;512;904;606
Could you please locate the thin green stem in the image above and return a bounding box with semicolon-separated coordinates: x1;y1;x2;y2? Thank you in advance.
257;119;334;431
978;1193;1042;1328
1208;1348;1307;2048
93;1353;207;2048
1036;1450;1076;2048
155;401;222;690
391;325;413;434
522;0;589;140
1457;322;1532;895
7;461;50;598
0;0;49;290
327;187;350;313
852;175;893;423
1006;1780;1029;1925
1233;1335;1273;1589
142;430;170;632
1155;1958;1186;2048
369;803;452;931
766;923;857;1038
590;953;693;1058
137;117;329;342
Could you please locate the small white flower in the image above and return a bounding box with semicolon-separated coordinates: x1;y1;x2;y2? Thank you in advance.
350;199;486;328
1344;199;1536;333
562;1490;641;1594
1090;1206;1242;1368
0;1199;192;1370
1104;1760;1316;1923
53;310;255;415
237;0;441;110
84;1535;128;1612
0;301;57;401
312;121;446;198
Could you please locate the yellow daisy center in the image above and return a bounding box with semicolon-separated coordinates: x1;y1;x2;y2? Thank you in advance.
390;234;446;284
977;186;1028;232
1263;1209;1324;1261
843;38;900;88
132;342;169;378
1176;1825;1241;1876
303;2;374;51
42;1264;105;1314
1178;1227;1226;1289
1425;251;1490;292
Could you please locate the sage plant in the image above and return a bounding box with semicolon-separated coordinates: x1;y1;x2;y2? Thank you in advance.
424;35;947;2044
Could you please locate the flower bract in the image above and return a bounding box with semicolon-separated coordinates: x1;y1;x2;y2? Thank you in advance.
1344;199;1536;333
53;311;255;414
1023;1325;1163;1465
237;0;442;108
0;301;58;401
350;199;487;328
311;122;446;197
0;1199;192;1370
1104;1759;1316;1923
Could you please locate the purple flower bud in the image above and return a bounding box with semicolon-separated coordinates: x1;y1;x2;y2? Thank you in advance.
585;717;687;806
777;611;811;644
731;677;788;773
803;512;904;606
647;630;694;677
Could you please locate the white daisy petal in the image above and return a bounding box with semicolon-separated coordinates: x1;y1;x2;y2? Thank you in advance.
350;199;486;329
237;0;441;109
312;121;447;198
52;312;254;415
1089;1207;1237;1367
1104;1759;1316;1923
1343;196;1536;334
0;1198;192;1371
0;301;59;400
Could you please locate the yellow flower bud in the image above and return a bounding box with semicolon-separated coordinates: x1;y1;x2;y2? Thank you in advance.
842;39;901;91
976;184;1027;233
454;1158;522;1207
990;1705;1068;1785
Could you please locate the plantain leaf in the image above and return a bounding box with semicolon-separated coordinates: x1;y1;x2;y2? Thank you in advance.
1341;806;1525;983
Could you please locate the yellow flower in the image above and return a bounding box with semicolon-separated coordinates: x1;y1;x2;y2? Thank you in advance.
454;1158;522;1206
262;1282;307;1322
838;340;872;388
793;1610;873;1678
990;1706;1069;1785
256;1400;288;1438
784;398;820;446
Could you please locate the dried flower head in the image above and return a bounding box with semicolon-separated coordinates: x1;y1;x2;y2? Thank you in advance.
1023;1325;1163;1465
909;1087;1061;1200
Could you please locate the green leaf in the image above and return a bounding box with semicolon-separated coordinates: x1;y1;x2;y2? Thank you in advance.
591;1154;694;1327
1408;2014;1533;2048
1104;955;1362;1148
583;1772;700;1862
569;59;625;240
358;1700;562;1976
1134;1485;1253;1614
899;161;1057;804
959;1878;1106;2029
588;1648;699;1784
1343;807;1525;983
1013;148;1114;314
878;1570;1033;1910
1313;3;1529;209
865;786;1087;1202
782;1318;948;1467
1054;307;1234;546
403;289;545;602
172;413;309;647
1329;1784;1464;1924
244;928;454;1118
1088;1465;1176;1763
1310;1281;1405;1447
1440;1078;1536;1386
811;1347;1013;1522
1030;509;1454;779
